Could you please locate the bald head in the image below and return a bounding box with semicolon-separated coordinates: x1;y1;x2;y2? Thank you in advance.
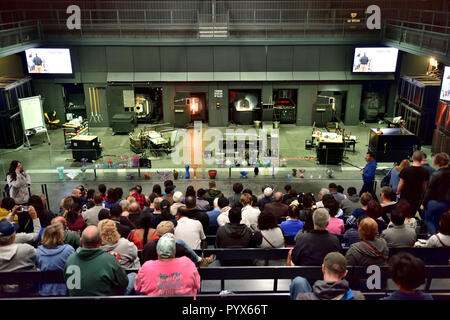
129;201;140;214
51;216;67;228
274;192;283;202
81;226;102;248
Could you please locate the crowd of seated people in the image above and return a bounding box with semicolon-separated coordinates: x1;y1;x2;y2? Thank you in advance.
0;151;448;299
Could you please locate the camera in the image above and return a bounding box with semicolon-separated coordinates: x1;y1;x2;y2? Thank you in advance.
20;206;29;211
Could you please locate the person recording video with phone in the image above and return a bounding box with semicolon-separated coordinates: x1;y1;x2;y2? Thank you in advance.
6;161;31;205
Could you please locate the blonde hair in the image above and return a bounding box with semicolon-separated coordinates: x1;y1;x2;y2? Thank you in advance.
42;224;65;249
98;219;120;244
396;159;410;172
61;196;74;218
240;193;252;206
119;199;130;211
153;197;163;210
358;217;378;241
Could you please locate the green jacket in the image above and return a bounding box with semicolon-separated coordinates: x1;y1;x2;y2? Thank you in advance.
64;247;128;296
205;189;223;207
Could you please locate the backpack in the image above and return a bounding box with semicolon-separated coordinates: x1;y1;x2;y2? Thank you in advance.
380;168;393;187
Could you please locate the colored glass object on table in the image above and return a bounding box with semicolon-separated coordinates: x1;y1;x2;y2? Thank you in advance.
57;167;64;180
185;165;190;179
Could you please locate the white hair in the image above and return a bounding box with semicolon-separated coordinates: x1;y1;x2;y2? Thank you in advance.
313;208;330;229
173;191;183;203
319;188;330;196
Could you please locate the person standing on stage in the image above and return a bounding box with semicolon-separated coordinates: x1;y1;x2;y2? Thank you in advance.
360;152;377;201
6;160;31;205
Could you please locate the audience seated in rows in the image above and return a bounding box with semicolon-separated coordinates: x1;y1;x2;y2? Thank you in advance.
1;155;449;298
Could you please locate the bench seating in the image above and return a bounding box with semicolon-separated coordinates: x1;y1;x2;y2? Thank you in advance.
191;247;450;266
1;266;449;299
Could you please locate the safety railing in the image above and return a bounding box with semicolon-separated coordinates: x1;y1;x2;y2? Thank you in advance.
0;7;447;41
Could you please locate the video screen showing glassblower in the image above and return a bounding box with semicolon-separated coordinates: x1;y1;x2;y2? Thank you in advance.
440;66;450;102
25;48;73;74
352;47;399;73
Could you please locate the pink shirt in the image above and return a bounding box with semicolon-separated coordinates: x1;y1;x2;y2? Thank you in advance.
135;256;200;297
327;217;345;235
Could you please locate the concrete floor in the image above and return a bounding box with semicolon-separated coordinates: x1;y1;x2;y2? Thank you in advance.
1;122;432;211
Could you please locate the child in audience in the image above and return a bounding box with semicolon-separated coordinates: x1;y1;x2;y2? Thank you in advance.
381;252;433;300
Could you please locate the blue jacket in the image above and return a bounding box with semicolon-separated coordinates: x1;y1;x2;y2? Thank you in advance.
281;220;303;236
206;208;221;227
363;160;377;182
36;244;75;296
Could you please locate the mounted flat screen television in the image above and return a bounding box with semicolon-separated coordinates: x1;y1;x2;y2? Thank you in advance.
25;48;72;74
352;47;399;73
440;66;450;101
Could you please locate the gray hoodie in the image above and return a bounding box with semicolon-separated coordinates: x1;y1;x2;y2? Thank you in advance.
100;238;140;269
296;279;365;300
341;194;361;217
345;238;389;266
0;243;36;272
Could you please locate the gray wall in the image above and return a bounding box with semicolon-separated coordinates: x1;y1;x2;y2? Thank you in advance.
29;44;411;127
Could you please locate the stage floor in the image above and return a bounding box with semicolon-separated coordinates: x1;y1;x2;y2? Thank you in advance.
0;121;433;211
0;122;431;182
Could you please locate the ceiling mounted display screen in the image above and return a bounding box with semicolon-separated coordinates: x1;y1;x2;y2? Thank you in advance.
352;47;399;73
440;66;450;101
25;48;73;74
